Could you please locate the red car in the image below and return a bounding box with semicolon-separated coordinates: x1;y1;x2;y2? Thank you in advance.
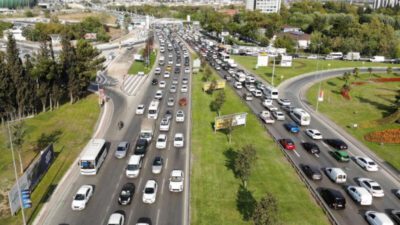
279;139;296;150
179;97;188;107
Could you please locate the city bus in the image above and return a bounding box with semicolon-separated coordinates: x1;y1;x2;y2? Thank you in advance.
79;139;108;175
148;100;160;119
263;86;279;99
290;108;311;126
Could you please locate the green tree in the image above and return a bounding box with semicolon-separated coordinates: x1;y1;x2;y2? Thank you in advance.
203;65;212;81
0;52;15;118
234;144;257;188
387;66;393;74
252;193;279;225
10;121;26;174
368;67;373;76
210;90;225;115
353;67;359;78
343;72;350;85
274;34;296;53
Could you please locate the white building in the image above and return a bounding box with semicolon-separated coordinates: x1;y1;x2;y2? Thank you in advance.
3;28;26;41
373;0;400;8
245;0;281;13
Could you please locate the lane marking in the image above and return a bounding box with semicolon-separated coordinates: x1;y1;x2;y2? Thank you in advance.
165;157;169;169
293;150;301;158
156;208;161;225
314;154;320;158
161;177;166;195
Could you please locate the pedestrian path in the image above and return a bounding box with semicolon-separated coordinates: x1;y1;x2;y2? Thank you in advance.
122;74;147;96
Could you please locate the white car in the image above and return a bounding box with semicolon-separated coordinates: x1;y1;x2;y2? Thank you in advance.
168;53;173;58
154;90;163;100
154;67;161;75
142;180;158;204
346;186;373;206
234;82;242;89
307;55;318;59
365;211;394;225
182;77;188;84
245;84;256;92
156;134;167;149
71;185;93;211
277;98;291;106
136;104;145;115
159;81;166;88
271;111;285;120
159;118;171;131
167;97;175;106
169;170;184;192
107;212;125;225
168;60;173;65
305;129;323;140
358;178;385;197
262;99;273;107
259;111;275;124
355;156;379;171
176;110;185;122
172;77;179;85
170;85;177;93
174;133;184;148
244;93;253;101
163;72;170;78
184;67;190;74
181;85;188;93
152;156;163;174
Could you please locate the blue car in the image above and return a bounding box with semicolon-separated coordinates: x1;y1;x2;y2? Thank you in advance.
284;123;300;133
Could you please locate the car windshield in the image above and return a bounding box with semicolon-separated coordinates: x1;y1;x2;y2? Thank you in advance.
80;160;95;169
74;194;85;200
175;137;183;141
140;133;150;139
117;146;125;152
372;185;382;190
120;190;131;196
171;176;183;182
368;161;376;165
154;160;162;166
144;188;154;194
127;165;139;170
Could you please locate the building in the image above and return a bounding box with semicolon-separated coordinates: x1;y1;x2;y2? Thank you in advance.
245;0;281;13
3;28;26;41
0;0;36;8
278;25;311;49
373;0;400;8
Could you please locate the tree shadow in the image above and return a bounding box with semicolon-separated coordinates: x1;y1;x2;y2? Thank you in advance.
236;185;257;221
223;148;237;176
331;90;341;95
327;81;337;87
355;96;394;117
35;129;63;152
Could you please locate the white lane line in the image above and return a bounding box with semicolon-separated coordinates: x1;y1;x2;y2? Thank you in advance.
161;177;166;195
293;150;301;158
314;154;320;158
165;157;169;169
156;208;161;225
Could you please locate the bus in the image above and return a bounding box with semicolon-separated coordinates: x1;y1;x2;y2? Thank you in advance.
79;139;107;175
263;86;279;99
148;100;160;119
218;52;230;62
290;108;311;126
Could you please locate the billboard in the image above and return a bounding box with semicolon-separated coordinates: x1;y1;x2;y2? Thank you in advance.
202;80;226;91
214;113;248;131
8;144;55;215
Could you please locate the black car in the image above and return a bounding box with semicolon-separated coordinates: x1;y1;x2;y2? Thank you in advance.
319;188;346;209
165;110;173;120
391;210;400;224
151;79;158;85
137;217;152;225
174;67;181;74
324;139;348;150
118;183;135;205
134;139;148;156
301;142;321;154
301;164;322;180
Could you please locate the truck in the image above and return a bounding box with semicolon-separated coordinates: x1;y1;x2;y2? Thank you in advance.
370;56;385;62
139;119;155;143
259;111;275;124
343;52;360;61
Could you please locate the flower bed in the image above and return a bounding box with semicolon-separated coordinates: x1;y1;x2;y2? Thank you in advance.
364;128;400;144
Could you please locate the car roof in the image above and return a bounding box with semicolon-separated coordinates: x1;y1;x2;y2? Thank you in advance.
77;185;92;194
336;150;349;156
171;170;183;177
146;180;156;187
108;213;124;223
118;141;128;147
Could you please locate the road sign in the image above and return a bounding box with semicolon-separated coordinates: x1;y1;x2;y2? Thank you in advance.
214;113;247;131
318;90;324;102
21;189;31;209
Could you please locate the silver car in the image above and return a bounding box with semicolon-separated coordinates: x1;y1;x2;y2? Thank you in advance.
115;141;130;159
167;97;175;107
152;156;163;174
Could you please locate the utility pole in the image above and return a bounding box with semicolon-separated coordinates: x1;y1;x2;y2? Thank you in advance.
315;43;322;112
271;57;276;86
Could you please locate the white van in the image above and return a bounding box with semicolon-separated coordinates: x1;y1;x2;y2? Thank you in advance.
346;186;373;206
126;155;142;178
365;211;394;225
370;56;385;63
325;167;347;183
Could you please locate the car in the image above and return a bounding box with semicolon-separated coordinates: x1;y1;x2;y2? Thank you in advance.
365;211;394;225
244;93;253;101
259;111;275;124
252;89;263;97
320;188;346;209
234;82;242;89
174;133;184;148
395;189;400;198
156;134;167;149
283;123;300;133
301;164;322;180
118;183;135;205
154;90;163;100
71;185;94;210
181;85;188;93
277;98;291;106
159;118;171;131
172;77;179;84
169;170;184;192
152;156;163;174
179;97;187;106
281;105;295;113
224;75;232;81
265;104;278;112
107;212;125;225
355;156;379;171
136;217;152;225
166;65;172;72
168;53;173;58
164;110;173;120
301;142;320;154
262;99;273;107
163;71;170;78
184;67;190;74
159;81;166;88
324;139;348;150
168;60;173;65
176;110;185;122
170;85;177;93
391;210;400;225
182;77;188;84
358;178;384;197
271;111;285;120
331;150;350;162
151;79;158;85
115;141;130;159
279;139;296;150
136;104;145;115
154;67;161;75
134;139;148;156
215;65;221;70
346;185;372;206
305;129;323;140
142;180;158;204
167;97;175;106
174;67;181;74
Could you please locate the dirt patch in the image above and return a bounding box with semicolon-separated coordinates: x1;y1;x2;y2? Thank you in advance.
364;128;400;144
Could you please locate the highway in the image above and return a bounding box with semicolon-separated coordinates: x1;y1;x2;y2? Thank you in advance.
33;25;191;225
183;32;400;225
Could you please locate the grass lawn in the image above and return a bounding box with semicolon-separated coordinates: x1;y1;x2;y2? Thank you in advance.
233;55;397;86
306;73;400;169
0;95;100;224
128;51;157;75
191;68;329;225
56;12;117;24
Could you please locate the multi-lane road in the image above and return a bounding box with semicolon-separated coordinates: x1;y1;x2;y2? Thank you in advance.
183;31;400;225
33;26;190;225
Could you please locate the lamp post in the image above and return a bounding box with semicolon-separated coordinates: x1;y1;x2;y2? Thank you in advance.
271;56;276;86
315;43;322;112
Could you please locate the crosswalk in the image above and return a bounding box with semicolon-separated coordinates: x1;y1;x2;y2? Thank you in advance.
122;74;147;96
96;71;119;86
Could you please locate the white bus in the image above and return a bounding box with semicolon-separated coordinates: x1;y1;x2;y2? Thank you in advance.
218;52;230;62
290;108;311;126
263;86;279;99
79;139;107;175
148;100;160;119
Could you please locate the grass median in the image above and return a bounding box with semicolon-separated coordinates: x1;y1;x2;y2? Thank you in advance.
233;55;396;86
0;95;100;224
191;68;329;225
128;50;157;75
306;73;400;169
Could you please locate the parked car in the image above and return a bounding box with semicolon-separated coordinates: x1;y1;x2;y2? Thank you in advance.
71;185;94;210
301;164;322;180
142;180;158;204
358;178;384;197
115;141;130;159
324;139;348;150
284;123;300;134
305;129;323;140
331;150;350;162
355;156;379;171
279;139;296;150
152;156;163;174
301;142;321;154
169;170;184;192
118;183;135;205
365;211;394;225
320;188;346;209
